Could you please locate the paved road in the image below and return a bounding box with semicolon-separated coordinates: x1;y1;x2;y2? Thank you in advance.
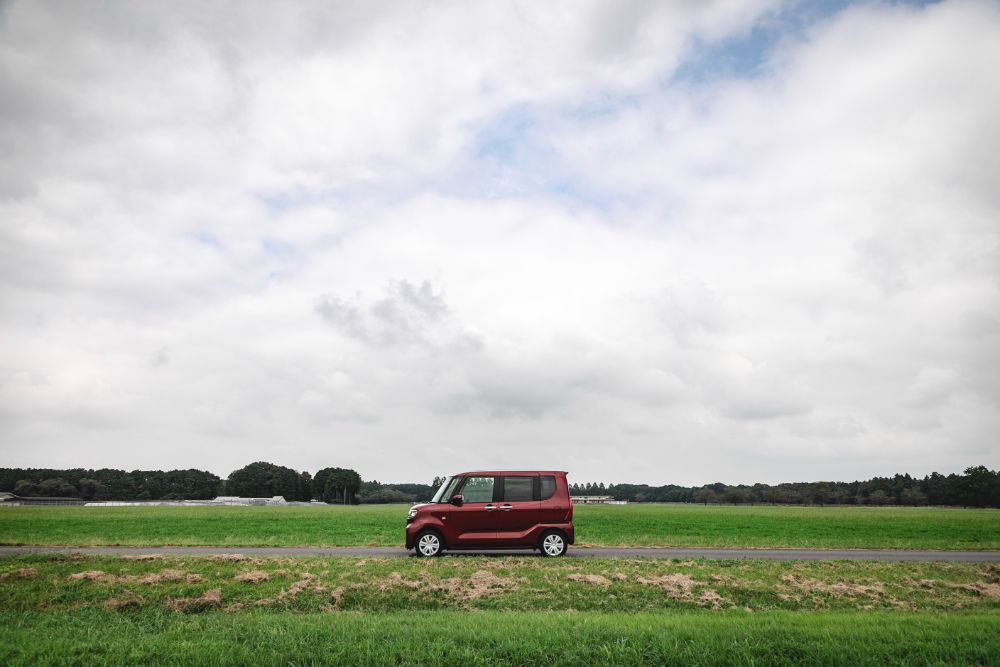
2;545;999;561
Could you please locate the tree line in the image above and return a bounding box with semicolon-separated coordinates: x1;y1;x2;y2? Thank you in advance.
0;462;364;505
3;463;997;507
572;465;1000;508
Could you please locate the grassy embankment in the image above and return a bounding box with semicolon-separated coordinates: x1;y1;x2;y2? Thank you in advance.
1;555;999;665
1;503;997;549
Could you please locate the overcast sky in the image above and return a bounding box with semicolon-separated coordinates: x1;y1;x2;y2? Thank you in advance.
1;0;998;486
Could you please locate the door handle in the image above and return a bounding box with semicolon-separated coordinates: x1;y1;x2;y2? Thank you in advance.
484;505;496;511
500;504;513;510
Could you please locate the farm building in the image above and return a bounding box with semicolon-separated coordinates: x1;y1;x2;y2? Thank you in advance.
0;493;85;506
570;495;627;505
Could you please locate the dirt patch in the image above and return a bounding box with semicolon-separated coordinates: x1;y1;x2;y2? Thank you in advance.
234;570;269;583
207;554;248;562
566;574;611;587
0;567;38;581
636;573;728;607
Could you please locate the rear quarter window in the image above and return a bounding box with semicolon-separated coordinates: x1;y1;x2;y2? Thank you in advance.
540;475;556;501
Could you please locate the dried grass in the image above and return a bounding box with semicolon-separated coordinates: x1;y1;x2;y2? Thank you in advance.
104;592;144;609
458;570;519;600
779;575;885;599
566;574;611;587
167;588;221;612
132;569;202;585
372;569;520;602
68;570;112;582
636;573;729;607
0;567;38;581
253;572;326;606
67;568;201;585
956;582;1000;599
234;570;269;583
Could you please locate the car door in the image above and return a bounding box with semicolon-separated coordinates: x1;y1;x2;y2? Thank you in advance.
445;475;498;546
495;474;541;545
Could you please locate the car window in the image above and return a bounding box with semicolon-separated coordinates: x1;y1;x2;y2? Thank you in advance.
539;476;556;501
460;476;495;503
433;476;461;503
503;476;534;502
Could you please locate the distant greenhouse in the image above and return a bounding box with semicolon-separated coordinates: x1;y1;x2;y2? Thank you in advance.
83;496;327;507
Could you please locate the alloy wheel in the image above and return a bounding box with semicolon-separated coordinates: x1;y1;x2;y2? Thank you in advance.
417;532;441;556
542;533;565;557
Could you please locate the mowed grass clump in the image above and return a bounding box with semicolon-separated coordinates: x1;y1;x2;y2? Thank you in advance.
2;609;998;666
2;555;998;613
1;503;998;549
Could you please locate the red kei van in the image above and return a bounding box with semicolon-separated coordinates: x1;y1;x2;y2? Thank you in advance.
405;471;574;557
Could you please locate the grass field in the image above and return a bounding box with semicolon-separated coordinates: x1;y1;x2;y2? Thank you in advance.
1;555;998;665
1;503;998;549
3;554;998;613
4;610;998;666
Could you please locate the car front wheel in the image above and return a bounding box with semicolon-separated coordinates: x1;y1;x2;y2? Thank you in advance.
539;530;567;557
415;530;443;557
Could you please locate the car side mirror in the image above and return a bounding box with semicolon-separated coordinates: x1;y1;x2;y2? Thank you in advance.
450;494;464;506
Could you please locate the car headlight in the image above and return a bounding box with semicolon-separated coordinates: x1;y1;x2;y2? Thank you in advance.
407;507;418;520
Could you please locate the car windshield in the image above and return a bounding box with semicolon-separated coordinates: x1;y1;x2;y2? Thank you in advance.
431;476;461;503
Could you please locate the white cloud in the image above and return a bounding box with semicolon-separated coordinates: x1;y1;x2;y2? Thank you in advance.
0;0;997;485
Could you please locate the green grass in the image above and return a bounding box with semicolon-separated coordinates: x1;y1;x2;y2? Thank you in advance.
2;555;997;613
2;555;997;665
579;504;1000;549
1;503;998;549
2;609;998;666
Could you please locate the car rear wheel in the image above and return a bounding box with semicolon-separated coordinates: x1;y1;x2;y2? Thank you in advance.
414;530;443;557
539;530;567;557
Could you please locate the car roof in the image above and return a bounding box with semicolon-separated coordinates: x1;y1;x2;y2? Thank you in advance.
453;470;567;477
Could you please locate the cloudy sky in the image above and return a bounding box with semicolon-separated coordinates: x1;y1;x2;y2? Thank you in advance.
1;0;998;486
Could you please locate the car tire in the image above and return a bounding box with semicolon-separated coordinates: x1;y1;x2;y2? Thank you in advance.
414;529;444;557
539;530;567;557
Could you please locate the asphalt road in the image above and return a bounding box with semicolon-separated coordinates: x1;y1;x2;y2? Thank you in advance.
2;545;999;561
